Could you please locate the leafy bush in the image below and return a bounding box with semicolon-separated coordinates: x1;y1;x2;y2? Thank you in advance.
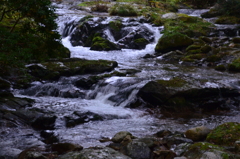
109;4;138;16
217;0;240;16
0;0;69;75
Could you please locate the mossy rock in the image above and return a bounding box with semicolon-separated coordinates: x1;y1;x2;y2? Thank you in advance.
205;55;222;62
156;77;186;88
183;142;237;159
186;45;202;52
206;122;240;146
155;32;193;54
163;15;214;37
215;65;226;71
215;16;240;24
200;45;212;53
52;143;83;154
232;37;240;44
228;58;240;72
90;36;120;51
109;4;138;16
109;20;122;31
182;54;206;62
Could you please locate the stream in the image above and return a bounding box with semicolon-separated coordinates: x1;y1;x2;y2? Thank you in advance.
1;2;240;158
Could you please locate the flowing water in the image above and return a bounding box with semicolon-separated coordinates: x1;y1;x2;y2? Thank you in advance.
3;3;240;157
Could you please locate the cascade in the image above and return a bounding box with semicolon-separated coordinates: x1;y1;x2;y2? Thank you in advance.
2;3;240;158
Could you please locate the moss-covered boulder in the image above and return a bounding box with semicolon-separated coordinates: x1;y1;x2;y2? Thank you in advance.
215;16;240;24
27;58;118;81
155;32;193;54
109;4;138;16
228;58;240;72
183;142;238;159
163;14;214;38
90;36;120;51
206;122;240;146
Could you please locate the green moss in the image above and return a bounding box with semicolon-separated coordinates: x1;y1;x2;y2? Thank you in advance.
200;45;212;53
215;65;226;71
163;15;214;37
215;16;240;24
188;142;223;152
182;54;206;62
187;49;202;54
228;58;240;72
134;38;148;44
109;4;138;16
90;36;119;51
156;77;186;88
109;20;122;31
186;45;202;52
206;122;240;146
155;32;193;53
205;55;222;62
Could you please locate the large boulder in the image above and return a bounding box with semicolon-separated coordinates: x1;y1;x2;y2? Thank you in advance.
155;33;193;54
206;122;240;146
27;58;118;81
137;81;171;107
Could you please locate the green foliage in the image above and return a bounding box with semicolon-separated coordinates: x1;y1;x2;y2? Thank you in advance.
163;15;214;37
228;58;240;72
217;0;240;16
109;3;138;16
0;0;69;75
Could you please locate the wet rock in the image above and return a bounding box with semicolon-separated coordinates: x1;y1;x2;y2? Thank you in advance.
75;77;99;89
174;143;191;156
155;130;173;138
155;33;193;54
163;134;193;148
18;150;47;159
137;81;171;107
185;126;211;141
31;115;57;130
40;130;59;144
65;111;104;127
126;140;151;159
206;122;240;146
52;143;83;154
153;150;176;159
58;147;131;159
112;131;133;143
27;58;118;81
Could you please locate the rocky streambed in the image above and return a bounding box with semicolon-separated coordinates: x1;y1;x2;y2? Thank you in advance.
1;0;240;159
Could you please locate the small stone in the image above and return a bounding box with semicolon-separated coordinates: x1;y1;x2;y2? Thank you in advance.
112;131;133;143
52;143;83;154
